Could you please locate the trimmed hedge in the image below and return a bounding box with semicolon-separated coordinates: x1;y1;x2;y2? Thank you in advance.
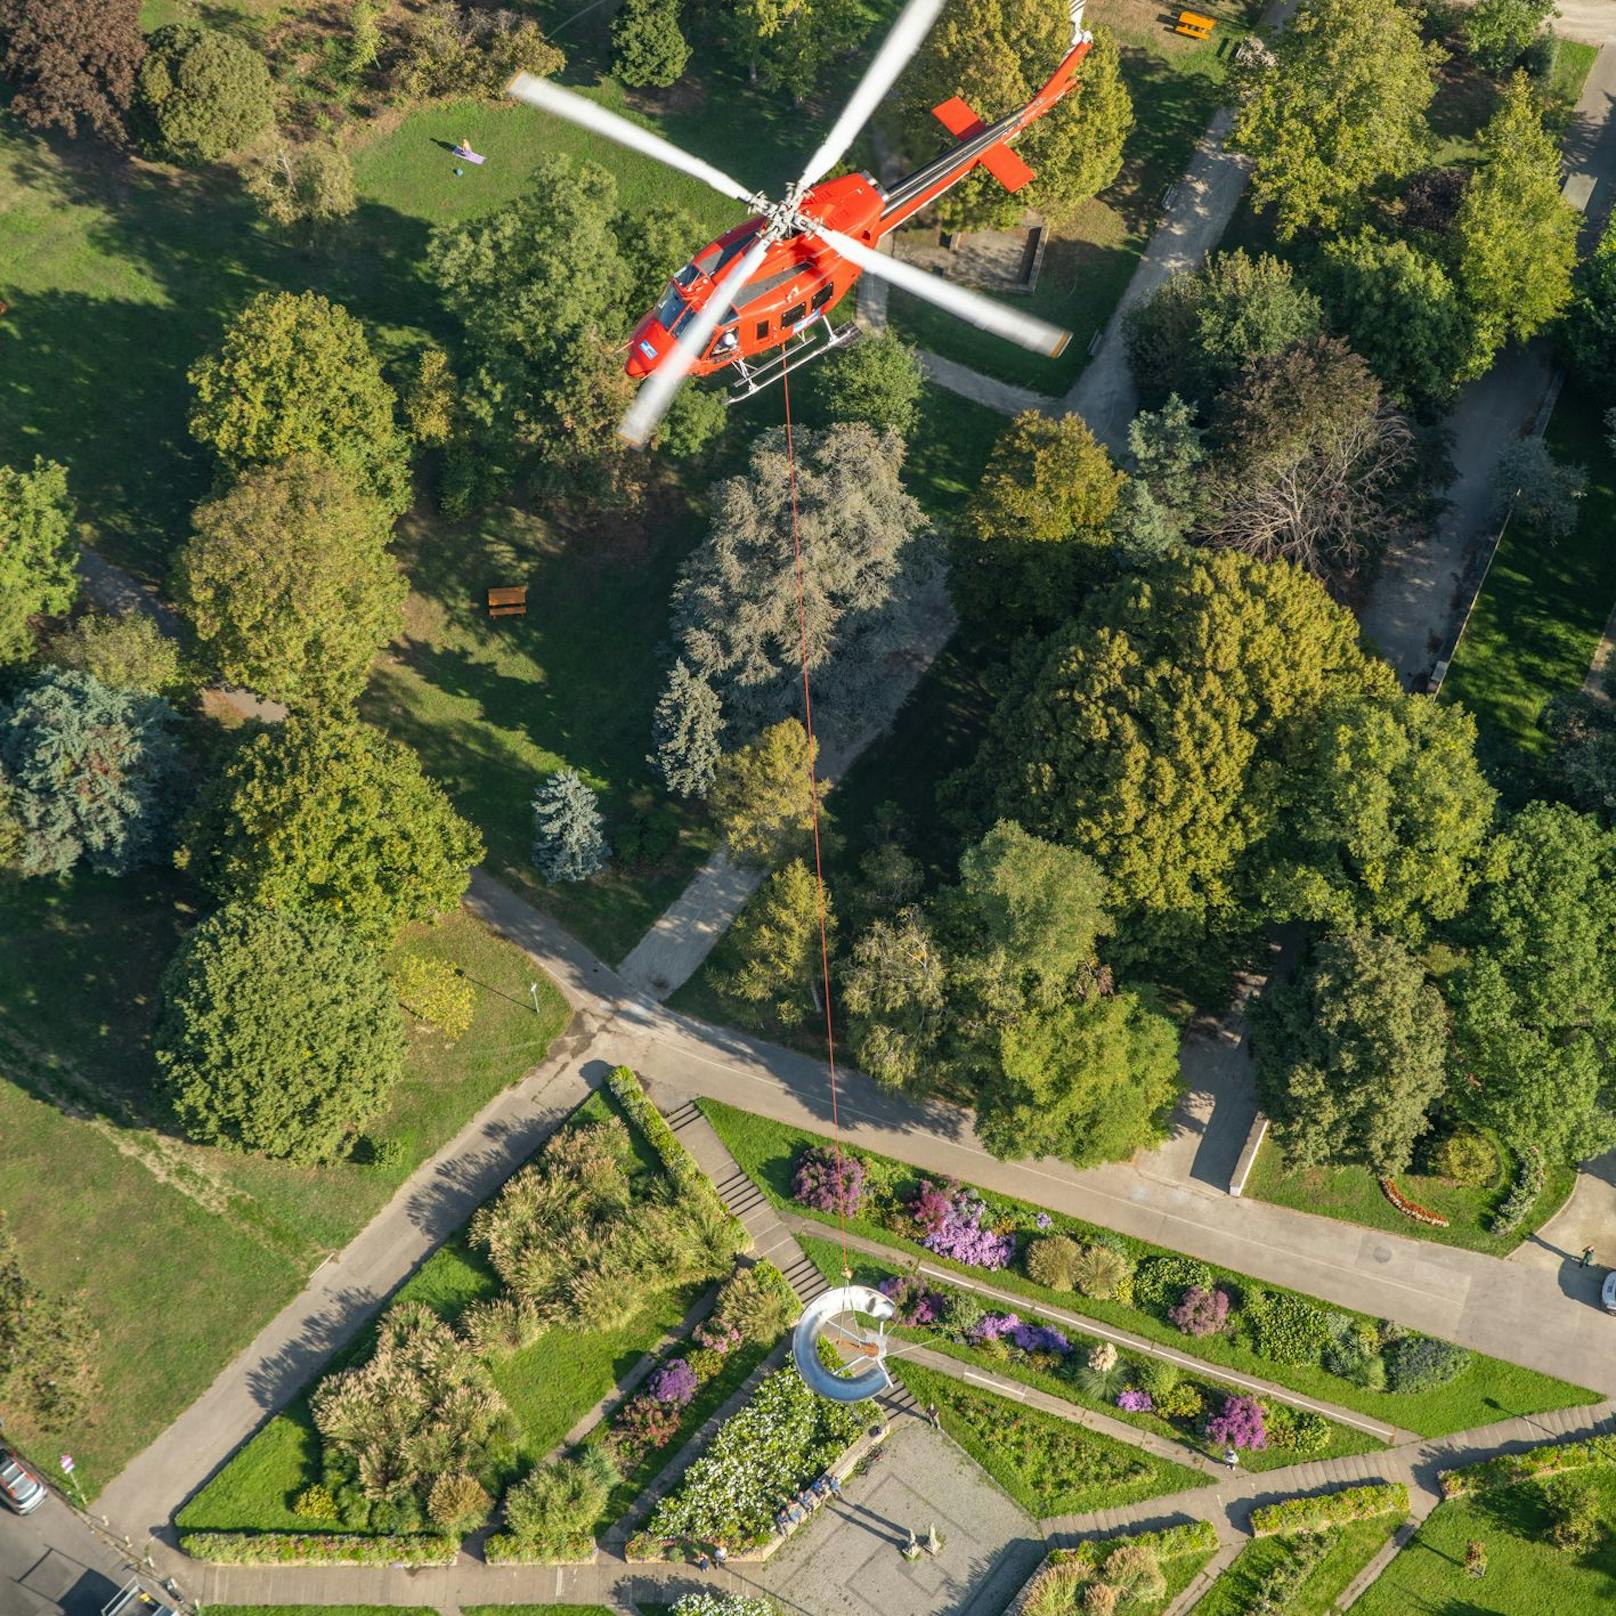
608;1067;748;1254
1440;1433;1616;1499
179;1530;457;1565
1249;1482;1408;1536
483;1531;594;1563
1064;1518;1221;1566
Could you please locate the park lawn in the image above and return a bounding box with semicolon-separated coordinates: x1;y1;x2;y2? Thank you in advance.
464;1609;617;1616
798;1234;1382;1473
1440;381;1616;794
1352;1468;1616;1616
701;1099;1600;1438
1546;38;1601;124
204;1609;436;1616
1243;1134;1576;1258
894;1360;1208;1518
1193;1513;1406;1616
886;0;1258;391
178;1087;715;1534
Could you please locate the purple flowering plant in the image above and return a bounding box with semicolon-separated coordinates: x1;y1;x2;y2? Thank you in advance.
648;1357;700;1408
1117;1388;1154;1413
1206;1394;1267;1450
911;1179;1015;1269
792;1146;867;1217
878;1273;944;1327
1169;1286;1232;1338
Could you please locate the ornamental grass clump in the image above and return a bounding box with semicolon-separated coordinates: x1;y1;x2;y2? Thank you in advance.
792;1145;867;1216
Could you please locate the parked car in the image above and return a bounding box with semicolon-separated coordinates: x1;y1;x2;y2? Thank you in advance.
0;1448;45;1514
1602;1269;1616;1315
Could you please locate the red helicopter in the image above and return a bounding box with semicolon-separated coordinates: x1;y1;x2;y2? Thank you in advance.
509;0;1094;443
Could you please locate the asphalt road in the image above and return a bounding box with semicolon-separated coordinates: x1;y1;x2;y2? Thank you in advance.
0;1492;141;1616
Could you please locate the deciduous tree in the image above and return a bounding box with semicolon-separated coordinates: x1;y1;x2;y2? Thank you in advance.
906;8;1132;232
175;455;405;709
1252;931;1448;1176
670;424;934;737
156;902;407;1161
808;330;924;437
0;0;143;142
188;291;411;513
1491;436;1585;538
0;668;181;877
1230;0;1442;238
135;24;274;163
725;859;833;1023
959;411;1124;624
1464;0;1554;74
708;718;823;865
181;715;482;945
0;457;77;665
612;0;691;87
1450;76;1578;372
1565;216;1616;386
47;610;182;696
841;905;949;1090
242;144;358;231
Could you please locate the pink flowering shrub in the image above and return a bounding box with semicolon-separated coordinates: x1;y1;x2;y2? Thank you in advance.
1117;1388;1153;1412
792;1146;867;1216
910;1179;1015;1269
694;1319;743;1354
1169;1286;1231;1338
878;1273;944;1326
1206;1394;1267;1451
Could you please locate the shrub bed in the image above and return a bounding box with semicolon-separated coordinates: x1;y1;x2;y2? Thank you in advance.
1489;1145;1545;1237
1020;1522;1221;1616
179;1530;456;1565
1250;1482;1408;1536
1439;1433;1616;1498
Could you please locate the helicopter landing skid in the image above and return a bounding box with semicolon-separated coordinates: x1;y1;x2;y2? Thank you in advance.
726;314;862;403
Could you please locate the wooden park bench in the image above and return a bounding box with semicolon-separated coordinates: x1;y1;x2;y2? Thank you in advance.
487;585;527;618
1175;9;1215;38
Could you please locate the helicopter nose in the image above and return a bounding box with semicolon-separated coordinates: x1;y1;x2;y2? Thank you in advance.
626;333;663;378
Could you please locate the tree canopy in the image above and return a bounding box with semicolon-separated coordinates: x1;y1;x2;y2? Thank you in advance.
175;455;406;709
0;456;77;666
668;424;934;740
1230;0;1442;238
47;610;182;696
611;0;690;87
0;668;181;877
135;24;274;163
156;903;406;1162
182;715;483;945
1252;930;1447;1177
709;719;824;865
0;0;143;142
808;331;924;437
905;7;1132;232
188;290;411;514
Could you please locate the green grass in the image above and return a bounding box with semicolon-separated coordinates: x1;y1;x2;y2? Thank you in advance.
701;1098;1600;1438
886;1;1258;391
1544;38;1600;128
178;1087;713;1534
464;1609;617;1616
1193;1514;1406;1616
1353;1468;1616;1615
203;1609;437;1616
1244;1134;1576;1258
798;1233;1381;1473
1441;380;1616;795
894;1360;1209;1518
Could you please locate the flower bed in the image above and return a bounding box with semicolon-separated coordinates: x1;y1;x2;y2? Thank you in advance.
1439;1432;1616;1499
1249;1482;1408;1536
643;1365;866;1548
1379;1179;1450;1228
179;1529;457;1565
1015;1522;1221;1616
1488;1145;1545;1238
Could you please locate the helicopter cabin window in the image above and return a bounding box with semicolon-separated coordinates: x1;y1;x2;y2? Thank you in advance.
782;302;808;327
755;319;770;340
811;282;834;310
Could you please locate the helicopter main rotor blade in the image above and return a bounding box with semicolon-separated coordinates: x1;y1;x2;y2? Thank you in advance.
814;225;1072;356
620;234;774;447
507;74;758;207
796;0;946;192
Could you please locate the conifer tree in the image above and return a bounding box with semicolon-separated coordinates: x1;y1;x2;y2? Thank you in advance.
651;660;725;799
611;0;691;87
532;769;608;882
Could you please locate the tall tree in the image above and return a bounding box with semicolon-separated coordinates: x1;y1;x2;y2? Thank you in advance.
728;0;861;100
156;903;406;1162
532;768;609;882
1230;0;1442;238
1449;803;1616;1163
1251;930;1447;1177
1124;251;1323;407
650;660;725;799
0;457;77;665
1205;337;1414;583
708;719;823;865
807;331;924;438
188;291;411;514
959;411;1124;625
181;715;483;945
841;905;949;1091
0;668;181;877
977;988;1180;1166
1260;693;1495;941
0;0;143;142
1463;0;1555;74
905;11;1132;232
0;1213;98;1431
47;610;182;696
982;551;1393;952
1565;215;1616;387
620;203;701;317
135;24;275;163
1315;232;1471;405
670;424;934;739
611;0;690;87
175;456;405;709
725;859;834;1024
1450;75;1578;372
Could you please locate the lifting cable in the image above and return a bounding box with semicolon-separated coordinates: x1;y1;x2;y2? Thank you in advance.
781;354;852;1286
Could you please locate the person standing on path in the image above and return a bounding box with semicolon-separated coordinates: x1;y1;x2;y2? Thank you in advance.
1582;1246;1595;1268
926;1402;940;1429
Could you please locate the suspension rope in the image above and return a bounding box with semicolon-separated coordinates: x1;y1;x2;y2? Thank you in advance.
781;354;852;1284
